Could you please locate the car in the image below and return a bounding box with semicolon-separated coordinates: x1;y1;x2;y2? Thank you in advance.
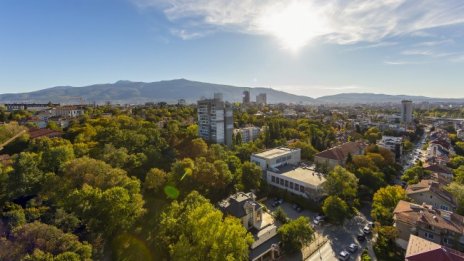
363;225;372;234
292;203;303;212
338;250;350;261
315;215;325;221
313;219;323;226
347;243;358;253
357;233;366;242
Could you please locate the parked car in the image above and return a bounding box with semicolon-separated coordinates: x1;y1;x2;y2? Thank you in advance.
271;198;283;207
347;243;358;253
357;233;366;242
338;250;350;261
363;225;372;234
293;203;302;212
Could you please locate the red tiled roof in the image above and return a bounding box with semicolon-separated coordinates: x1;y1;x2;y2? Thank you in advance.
406;235;464;261
28;128;63;139
314;141;365;161
425;164;452;174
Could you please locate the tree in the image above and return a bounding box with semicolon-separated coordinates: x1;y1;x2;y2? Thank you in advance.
371;186;406;225
189;138;208;158
157;191;253;260
0;221;92;260
453;166;464;184
446;182;464;215
144;168;168;194
449;155;464;169
322;196;350;224
278;216;314;253
364;127;381;144
401;166;430;185
241;161;262;191
8;152;44;199
274;206;289;224
1;202;26;230
323;166;358;201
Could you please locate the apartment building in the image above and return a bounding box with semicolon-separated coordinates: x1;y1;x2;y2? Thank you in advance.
197;93;233;147
406;180;456;211
393;200;464;251
251;147;301;171
378;136;403;160
234;126;261;143
314;141;366;170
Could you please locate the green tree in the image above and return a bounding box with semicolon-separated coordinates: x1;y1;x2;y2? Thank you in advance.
274;206;289;224
322;196;350;224
157;191;253;260
241;161;262;191
323;166;358;202
453;166;464;184
1;202;26;230
401;166;430;184
144;168;168;194
446;182;464;215
8;152;44;199
278;216;314;253
371;186;406;225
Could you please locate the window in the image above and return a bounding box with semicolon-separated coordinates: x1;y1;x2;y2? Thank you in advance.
444;238;450;244
430;195;433;199
441;205;449;211
280;179;284;185
300;186;304;193
271;176;275;183
294;184;299;191
290;182;294;189
285;180;288;187
425;232;434;239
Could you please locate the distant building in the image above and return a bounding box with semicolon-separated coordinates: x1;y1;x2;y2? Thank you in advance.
234;126;261;143
251;147;301;171
256;93;267;106
314;141;366;170
4;103;59;112
54;105;85;118
218;192;281;261
405;235;464;261
401;100;413;124
378;136;403;160
242;90;250;104
177;99;186;106
393;200;464;251
197;93;233;147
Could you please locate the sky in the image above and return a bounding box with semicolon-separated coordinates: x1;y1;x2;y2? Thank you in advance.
1;0;464;98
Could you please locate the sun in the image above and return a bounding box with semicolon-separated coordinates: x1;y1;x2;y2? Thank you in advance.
256;1;330;52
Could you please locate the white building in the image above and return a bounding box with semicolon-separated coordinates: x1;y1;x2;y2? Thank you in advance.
267;165;326;200
401;100;413;124
197;93;233;147
251;147;301;171
234;126;261;143
378;136;403;160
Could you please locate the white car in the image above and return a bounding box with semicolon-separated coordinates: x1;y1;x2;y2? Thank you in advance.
338;250;350;260
347;243;358;253
363;225;372;234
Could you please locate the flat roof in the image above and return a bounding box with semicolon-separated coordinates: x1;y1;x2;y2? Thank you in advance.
274;165;326;186
252;147;297;160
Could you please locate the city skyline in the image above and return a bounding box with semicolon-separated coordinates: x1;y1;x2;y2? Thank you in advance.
1;0;464;98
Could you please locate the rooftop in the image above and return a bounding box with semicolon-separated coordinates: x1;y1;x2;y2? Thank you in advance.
394;200;464;235
272;165;326;187
406;235;464;261
406;180;456;208
314;141;365;161
252;147;299;160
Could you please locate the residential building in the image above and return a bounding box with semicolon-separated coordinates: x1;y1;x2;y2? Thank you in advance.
234;126;261;143
28;128;63;139
393;200;464;251
218;192;280;261
54;105;85;118
177;99;186;106
378;136;403;160
197;93;233;147
405;235;464;261
243;90;250;104
314;141;366;170
251;147;301;171
406;180;456;211
424;164;454;181
256;93;267;106
267;165;326;200
401;100;413;124
3;103;59;111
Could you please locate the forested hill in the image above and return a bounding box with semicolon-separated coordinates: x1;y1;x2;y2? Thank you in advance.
0;79;315;105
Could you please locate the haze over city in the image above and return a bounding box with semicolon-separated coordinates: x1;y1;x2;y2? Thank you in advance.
1;0;464;97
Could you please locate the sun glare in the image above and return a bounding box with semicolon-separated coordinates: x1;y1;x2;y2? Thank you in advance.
257;1;330;52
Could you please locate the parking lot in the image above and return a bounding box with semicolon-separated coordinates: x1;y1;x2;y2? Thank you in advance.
264;199;376;261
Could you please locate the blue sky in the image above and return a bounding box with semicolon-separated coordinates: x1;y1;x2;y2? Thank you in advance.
1;0;464;98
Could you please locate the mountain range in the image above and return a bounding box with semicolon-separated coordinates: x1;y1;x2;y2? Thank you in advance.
0;79;463;105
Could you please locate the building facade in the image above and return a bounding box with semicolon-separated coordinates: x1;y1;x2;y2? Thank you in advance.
256;93;267;106
401;100;413;124
234;126;261;143
243;90;250;104
197;93;233;147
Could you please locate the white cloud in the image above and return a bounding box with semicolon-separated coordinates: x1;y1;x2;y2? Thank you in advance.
415;39;454;47
401;49;455;58
132;0;464;49
384;60;426;65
